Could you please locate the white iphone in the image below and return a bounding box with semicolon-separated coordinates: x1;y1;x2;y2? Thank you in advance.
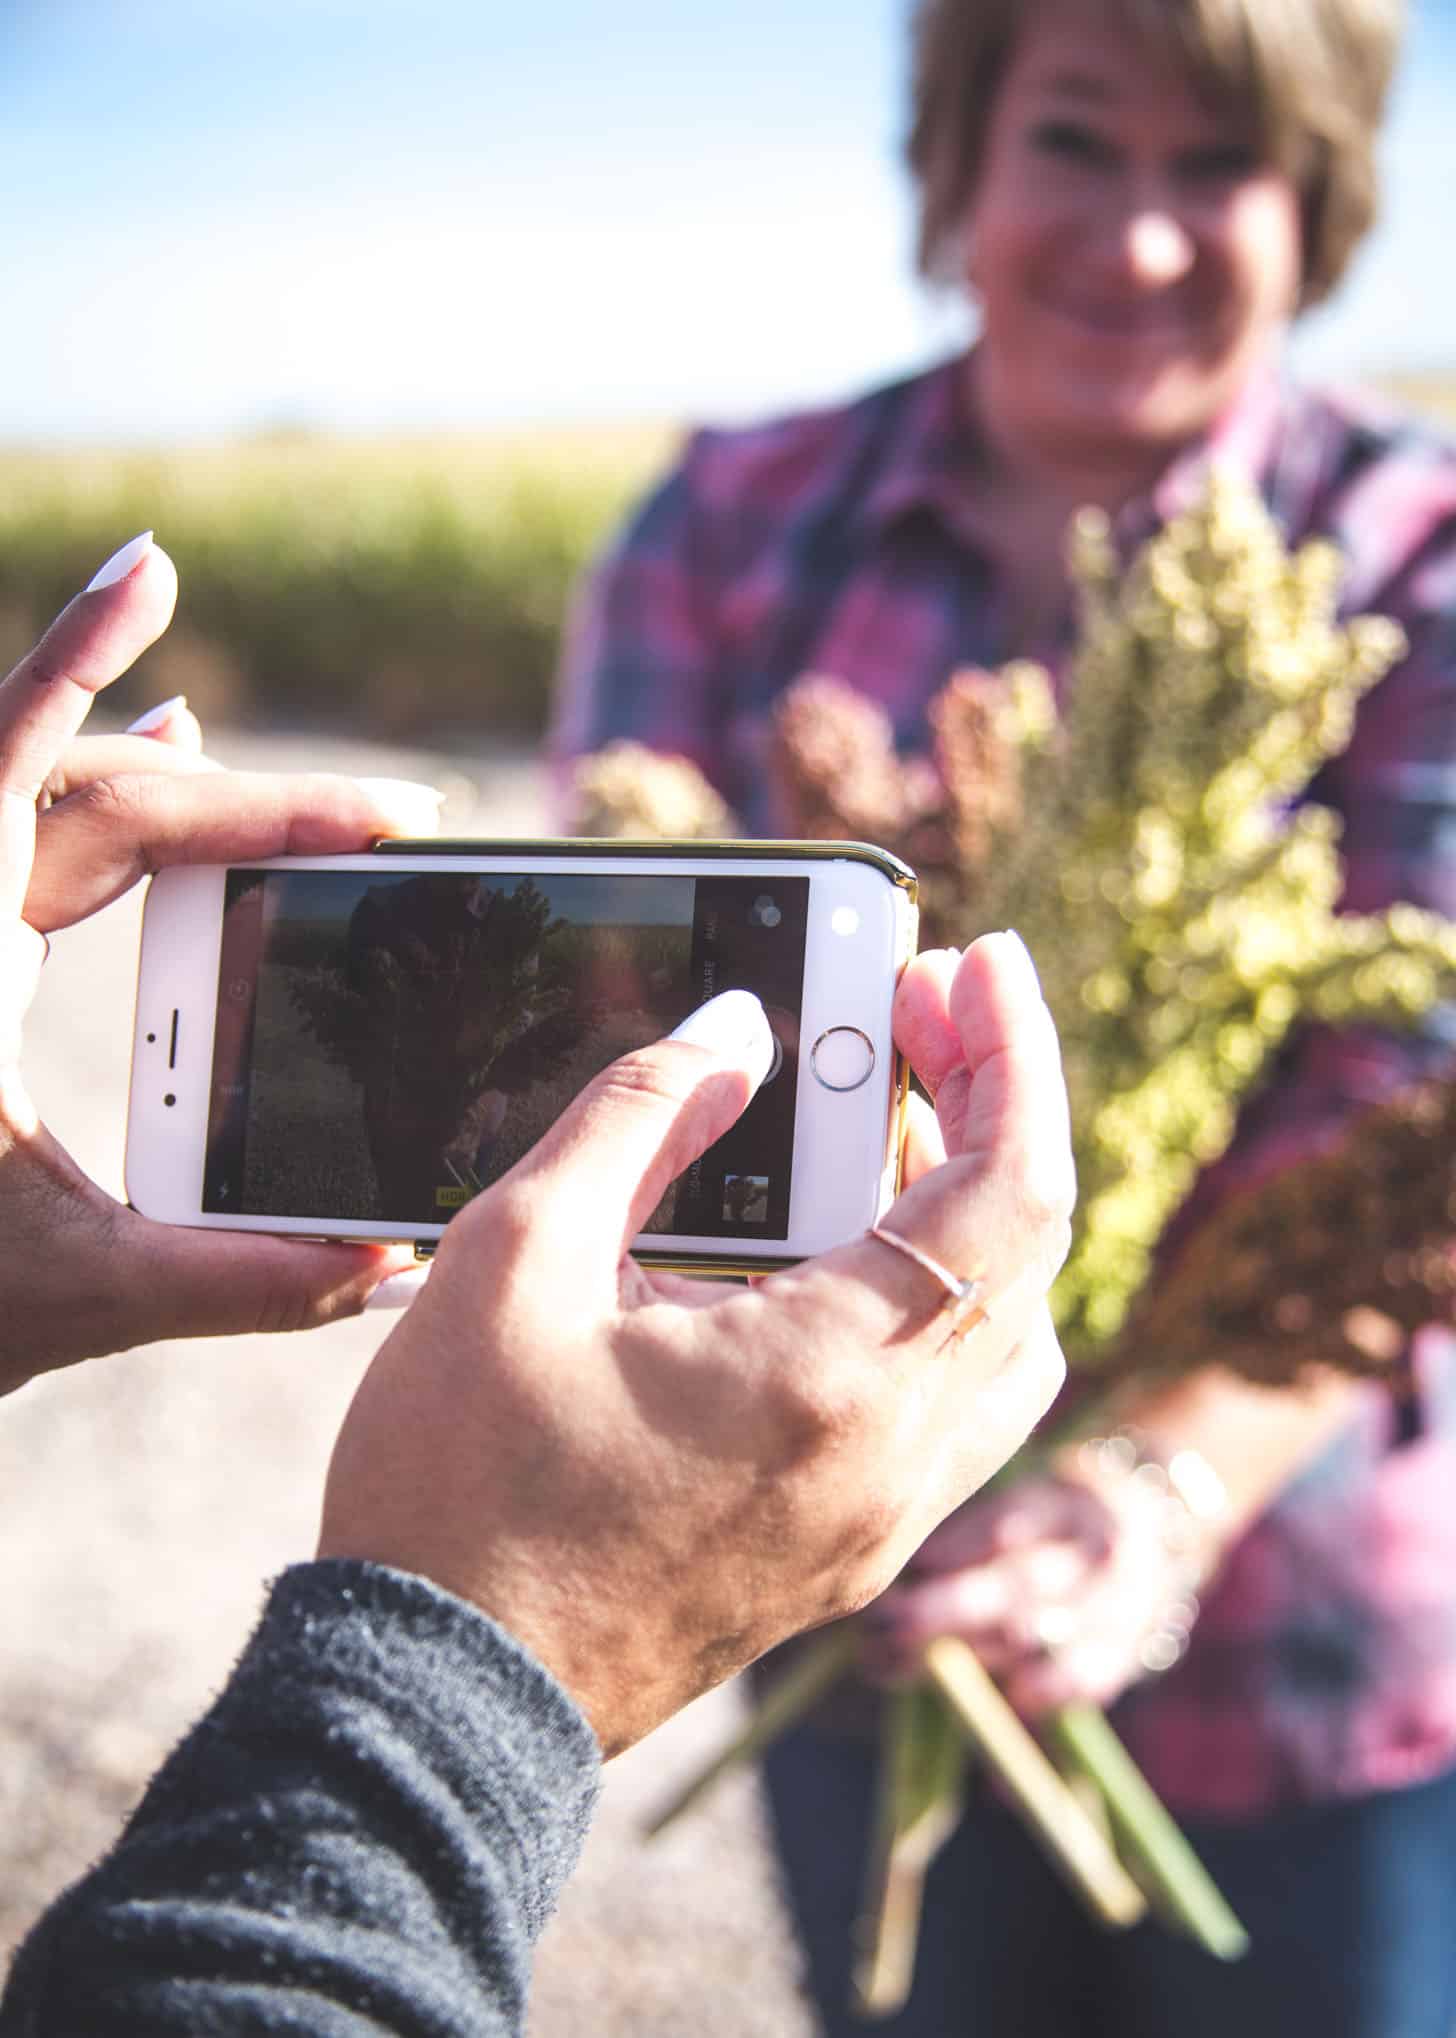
125;840;918;1271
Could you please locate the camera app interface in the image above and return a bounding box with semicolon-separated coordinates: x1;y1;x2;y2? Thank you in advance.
203;867;808;1237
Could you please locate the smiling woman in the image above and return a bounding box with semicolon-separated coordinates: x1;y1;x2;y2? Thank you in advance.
945;7;1306;477
548;2;1456;2035
909;0;1393;310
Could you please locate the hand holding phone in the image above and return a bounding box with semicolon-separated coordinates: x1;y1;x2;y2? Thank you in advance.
0;534;444;1399
319;931;1072;1756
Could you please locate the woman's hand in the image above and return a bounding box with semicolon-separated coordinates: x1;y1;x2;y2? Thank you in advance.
320;935;1075;1756
862;1459;1207;1716
0;532;446;1398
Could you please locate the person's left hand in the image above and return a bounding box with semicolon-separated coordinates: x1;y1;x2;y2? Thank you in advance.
0;531;446;1399
861;1462;1200;1715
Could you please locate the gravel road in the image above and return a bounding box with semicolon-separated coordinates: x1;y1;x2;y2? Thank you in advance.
1;725;818;2035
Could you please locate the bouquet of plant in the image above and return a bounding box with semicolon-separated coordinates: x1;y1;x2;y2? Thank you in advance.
571;472;1456;2014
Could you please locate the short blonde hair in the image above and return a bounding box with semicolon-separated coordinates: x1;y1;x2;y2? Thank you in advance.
906;0;1405;310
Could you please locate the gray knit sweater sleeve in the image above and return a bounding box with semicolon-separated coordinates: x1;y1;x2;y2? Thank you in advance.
0;1559;602;2035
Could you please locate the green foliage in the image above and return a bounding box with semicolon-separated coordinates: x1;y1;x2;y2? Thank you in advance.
0;426;671;736
956;476;1455;1357
573;470;1456;1378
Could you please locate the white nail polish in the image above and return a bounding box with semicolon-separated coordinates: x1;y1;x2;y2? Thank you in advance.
357;778;448;833
86;531;154;593
669;988;775;1090
364;1267;432;1310
357;778;447;805
126;694;187;735
1001;929;1043;992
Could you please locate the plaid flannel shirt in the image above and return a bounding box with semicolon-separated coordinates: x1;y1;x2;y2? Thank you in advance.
552;353;1456;1814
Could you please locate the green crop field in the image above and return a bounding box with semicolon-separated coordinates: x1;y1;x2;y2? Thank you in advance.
2;374;1450;743
0;420;676;740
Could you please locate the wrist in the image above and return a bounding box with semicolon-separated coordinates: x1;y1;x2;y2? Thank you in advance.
1063;1428;1232;1675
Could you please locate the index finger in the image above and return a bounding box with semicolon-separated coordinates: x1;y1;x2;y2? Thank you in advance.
873;930;1074;1313
0;533;177;919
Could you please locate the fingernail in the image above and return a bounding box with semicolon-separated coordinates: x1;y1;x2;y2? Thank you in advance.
669;988;774;1090
364;1266;432;1310
86;531;154;593
126;694;187;735
1000;928;1042;992
356;778;448;835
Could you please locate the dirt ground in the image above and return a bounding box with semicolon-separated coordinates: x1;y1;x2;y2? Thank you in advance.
0;724;819;2036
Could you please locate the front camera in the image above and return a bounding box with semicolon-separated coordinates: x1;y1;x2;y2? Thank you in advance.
164;1093;176;1108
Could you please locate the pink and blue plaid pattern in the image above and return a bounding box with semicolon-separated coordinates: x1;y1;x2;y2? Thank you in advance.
552;353;1456;1813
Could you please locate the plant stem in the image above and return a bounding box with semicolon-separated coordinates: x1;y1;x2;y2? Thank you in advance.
851;1684;968;2019
1047;1705;1250;1959
922;1638;1146;1929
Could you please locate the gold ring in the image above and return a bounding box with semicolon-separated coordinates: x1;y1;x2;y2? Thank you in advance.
868;1225;989;1347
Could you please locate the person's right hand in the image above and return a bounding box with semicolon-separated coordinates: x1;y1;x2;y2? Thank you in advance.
319;934;1074;1756
1;533;446;1399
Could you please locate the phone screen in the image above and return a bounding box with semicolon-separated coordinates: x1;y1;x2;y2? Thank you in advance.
202;867;808;1238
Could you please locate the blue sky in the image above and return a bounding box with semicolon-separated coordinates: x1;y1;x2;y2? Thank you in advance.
8;0;1454;443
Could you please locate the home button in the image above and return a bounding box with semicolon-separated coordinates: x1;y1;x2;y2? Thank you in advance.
810;1026;876;1093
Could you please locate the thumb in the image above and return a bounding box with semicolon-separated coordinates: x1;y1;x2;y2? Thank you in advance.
457;989;774;1291
114;1214;417;1347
